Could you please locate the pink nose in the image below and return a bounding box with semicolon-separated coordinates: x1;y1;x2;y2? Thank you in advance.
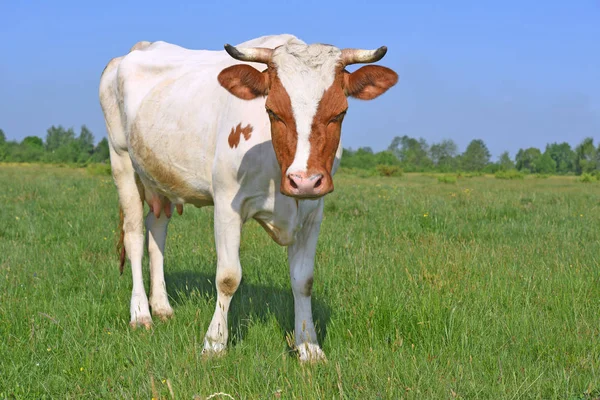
283;171;329;198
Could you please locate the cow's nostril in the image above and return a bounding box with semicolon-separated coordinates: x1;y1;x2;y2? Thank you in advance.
314;177;322;188
289;176;298;189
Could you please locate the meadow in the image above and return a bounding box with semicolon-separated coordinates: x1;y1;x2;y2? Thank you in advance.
1;164;599;399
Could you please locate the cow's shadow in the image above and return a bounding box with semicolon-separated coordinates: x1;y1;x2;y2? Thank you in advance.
165;270;331;350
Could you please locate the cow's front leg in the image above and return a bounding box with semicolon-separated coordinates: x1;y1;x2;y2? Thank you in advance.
288;200;327;363
203;205;243;356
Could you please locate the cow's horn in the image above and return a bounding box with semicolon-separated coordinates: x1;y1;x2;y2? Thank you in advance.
341;46;388;65
224;44;273;64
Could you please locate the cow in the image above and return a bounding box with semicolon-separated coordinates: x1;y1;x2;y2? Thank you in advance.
99;34;398;362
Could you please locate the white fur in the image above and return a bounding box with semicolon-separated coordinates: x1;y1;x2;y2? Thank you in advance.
272;40;342;175
297;343;327;363
146;211;174;320
289;200;326;361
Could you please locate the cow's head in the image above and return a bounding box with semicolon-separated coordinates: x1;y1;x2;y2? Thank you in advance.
218;39;398;199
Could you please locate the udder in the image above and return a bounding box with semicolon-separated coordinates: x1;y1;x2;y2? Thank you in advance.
146;192;184;218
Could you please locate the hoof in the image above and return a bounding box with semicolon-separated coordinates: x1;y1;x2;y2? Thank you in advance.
151;306;174;321
129;315;153;330
202;338;227;358
297;343;327;363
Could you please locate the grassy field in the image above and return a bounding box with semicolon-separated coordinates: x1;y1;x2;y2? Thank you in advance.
1;164;599;399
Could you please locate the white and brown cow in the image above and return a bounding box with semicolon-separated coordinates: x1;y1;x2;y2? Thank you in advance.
99;34;397;361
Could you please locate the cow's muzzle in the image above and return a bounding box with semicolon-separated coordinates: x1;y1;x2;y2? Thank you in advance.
281;171;333;199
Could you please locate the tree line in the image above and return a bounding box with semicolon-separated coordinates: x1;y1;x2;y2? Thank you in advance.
342;136;600;175
1;126;598;175
0;126;109;164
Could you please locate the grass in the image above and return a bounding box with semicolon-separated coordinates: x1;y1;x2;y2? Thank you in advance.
437;174;458;184
496;170;525;180
1;164;599;399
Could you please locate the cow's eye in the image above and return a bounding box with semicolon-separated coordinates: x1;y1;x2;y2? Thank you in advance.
266;108;281;122
329;110;347;124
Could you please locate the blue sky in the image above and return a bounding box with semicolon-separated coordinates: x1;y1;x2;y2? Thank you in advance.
1;0;598;159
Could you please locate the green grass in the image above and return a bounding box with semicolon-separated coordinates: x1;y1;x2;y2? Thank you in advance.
496;170;525;180
1;164;599;399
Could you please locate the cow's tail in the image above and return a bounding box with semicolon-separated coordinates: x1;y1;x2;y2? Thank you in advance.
117;206;126;275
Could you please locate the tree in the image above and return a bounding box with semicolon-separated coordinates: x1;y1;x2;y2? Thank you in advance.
45;125;75;153
374;150;400;166
22;136;43;148
340;147;401;170
0;129;6;161
388;135;432;171
77;125;95;162
574;137;597;175
16;136;45;162
340;147;377;169
387;136;402;155
461;139;490;171
545;142;575;174
537;152;556;174
430;139;458;171
2;141;19;162
45;125;90;163
515;147;542;173
92;137;110;163
498;151;515;171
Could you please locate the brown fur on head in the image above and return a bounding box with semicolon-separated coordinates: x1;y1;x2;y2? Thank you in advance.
218;41;398;198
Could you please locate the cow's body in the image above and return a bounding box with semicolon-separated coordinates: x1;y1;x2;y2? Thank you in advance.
99;34;397;361
103;34;327;243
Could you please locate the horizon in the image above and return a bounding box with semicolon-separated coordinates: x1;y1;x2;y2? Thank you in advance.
1;1;598;160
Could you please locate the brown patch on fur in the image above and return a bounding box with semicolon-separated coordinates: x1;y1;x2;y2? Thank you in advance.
342;65;398;100
129;41;153;53
304;277;314;297
265;69;298;174
176;204;183;215
218;275;240;297
305;69;348;181
228;123;253;149
118;207;126;275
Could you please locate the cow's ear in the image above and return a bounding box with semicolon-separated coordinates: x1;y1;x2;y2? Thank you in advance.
343;65;398;100
218;64;269;100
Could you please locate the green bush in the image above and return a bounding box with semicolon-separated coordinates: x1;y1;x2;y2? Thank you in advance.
337;167;377;178
463;171;484;178
535;174;550;179
495;170;524;180
438;174;457;184
376;165;403;177
86;163;112;176
578;173;597;183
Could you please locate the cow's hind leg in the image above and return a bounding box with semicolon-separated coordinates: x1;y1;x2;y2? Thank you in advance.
288;200;326;362
203;203;243;355
111;149;152;329
146;205;174;320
